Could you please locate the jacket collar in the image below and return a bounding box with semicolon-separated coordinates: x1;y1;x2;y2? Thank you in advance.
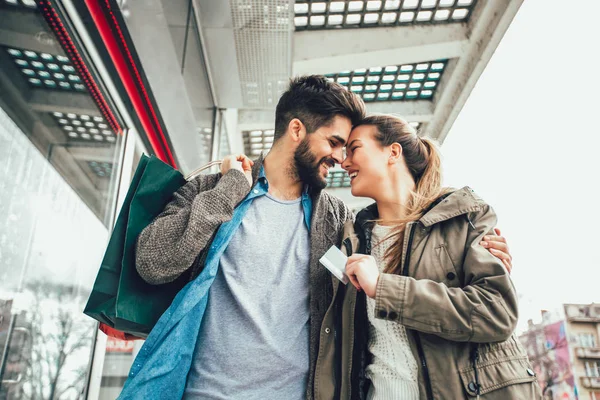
355;202;378;231
419;187;483;227
355;186;484;229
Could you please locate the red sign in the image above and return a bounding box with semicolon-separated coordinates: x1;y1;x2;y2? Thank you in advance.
106;337;135;353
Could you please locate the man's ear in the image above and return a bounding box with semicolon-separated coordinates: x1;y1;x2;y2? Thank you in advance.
389;143;402;164
288;118;306;143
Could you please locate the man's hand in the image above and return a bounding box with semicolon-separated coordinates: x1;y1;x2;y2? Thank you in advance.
346;254;380;298
480;228;513;273
221;154;254;187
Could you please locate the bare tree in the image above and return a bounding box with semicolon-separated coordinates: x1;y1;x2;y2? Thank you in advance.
5;280;95;400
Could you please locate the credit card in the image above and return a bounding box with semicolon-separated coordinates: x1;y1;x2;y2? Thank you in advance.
319;245;349;285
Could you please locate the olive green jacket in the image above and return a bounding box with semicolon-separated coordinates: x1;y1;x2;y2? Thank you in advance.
314;187;542;399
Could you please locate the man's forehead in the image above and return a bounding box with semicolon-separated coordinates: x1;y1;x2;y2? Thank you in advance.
315;117;352;143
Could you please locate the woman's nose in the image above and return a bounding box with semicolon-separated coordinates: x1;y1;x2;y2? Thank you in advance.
341;156;350;170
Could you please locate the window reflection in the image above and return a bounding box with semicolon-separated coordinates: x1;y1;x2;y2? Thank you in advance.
0;2;124;398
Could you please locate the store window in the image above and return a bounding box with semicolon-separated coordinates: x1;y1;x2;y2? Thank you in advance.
0;3;125;398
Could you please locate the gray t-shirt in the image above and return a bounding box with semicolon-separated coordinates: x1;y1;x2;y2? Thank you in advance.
184;193;311;400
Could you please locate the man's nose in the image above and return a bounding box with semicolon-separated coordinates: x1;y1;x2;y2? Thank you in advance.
332;148;344;164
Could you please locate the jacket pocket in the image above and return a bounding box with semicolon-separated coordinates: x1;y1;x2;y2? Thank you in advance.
459;355;537;397
435;244;460;285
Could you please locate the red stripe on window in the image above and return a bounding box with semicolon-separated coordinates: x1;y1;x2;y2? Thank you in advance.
85;0;176;167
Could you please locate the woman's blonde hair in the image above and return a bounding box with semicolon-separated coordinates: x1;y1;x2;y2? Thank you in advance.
360;114;451;274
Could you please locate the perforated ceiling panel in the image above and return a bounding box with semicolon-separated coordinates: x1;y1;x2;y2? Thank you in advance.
230;0;293;108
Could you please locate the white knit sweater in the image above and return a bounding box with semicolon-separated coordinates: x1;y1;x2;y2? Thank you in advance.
365;224;419;400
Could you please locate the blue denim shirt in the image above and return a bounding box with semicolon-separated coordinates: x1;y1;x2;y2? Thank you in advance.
119;168;313;399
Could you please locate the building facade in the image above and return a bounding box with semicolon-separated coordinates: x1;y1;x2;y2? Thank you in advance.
565;304;600;400
519;304;600;400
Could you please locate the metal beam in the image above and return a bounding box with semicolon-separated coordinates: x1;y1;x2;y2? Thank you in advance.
237;100;434;131
158;0;216;111
0;10;65;54
293;23;468;76
121;0;205;173
427;0;524;142
27;89;98;115
237;122;275;132
50;145;107;212
194;0;244;108
166;23;214;111
66;145;115;163
366;100;434;121
237;108;274;132
238;108;274;125
0;28;64;55
221;108;244;154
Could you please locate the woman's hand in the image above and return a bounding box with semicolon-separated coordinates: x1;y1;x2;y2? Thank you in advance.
220;154;254;186
346;254;380;298
480;228;513;273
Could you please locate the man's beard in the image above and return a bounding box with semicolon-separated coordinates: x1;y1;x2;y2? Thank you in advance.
293;137;334;190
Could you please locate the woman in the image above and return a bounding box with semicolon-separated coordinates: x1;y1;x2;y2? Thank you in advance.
334;115;541;399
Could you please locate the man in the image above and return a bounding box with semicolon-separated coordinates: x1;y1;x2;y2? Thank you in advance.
119;76;512;399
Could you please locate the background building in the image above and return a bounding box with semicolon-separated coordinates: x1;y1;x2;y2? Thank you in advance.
565;304;600;400
519;312;576;399
519;304;600;400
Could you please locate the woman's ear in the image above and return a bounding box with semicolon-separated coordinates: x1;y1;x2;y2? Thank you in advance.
389;142;403;164
288;118;306;143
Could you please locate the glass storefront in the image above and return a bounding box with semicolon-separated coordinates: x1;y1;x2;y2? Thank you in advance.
0;2;130;399
0;105;116;399
0;2;127;398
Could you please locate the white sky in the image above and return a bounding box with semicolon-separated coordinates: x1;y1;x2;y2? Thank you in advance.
441;0;600;333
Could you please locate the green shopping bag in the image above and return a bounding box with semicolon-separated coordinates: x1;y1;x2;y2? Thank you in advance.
84;155;188;338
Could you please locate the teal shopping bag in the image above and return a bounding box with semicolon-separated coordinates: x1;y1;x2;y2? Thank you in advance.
84;155;188;338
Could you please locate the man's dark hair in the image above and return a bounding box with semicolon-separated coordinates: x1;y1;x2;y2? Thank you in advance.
274;75;366;141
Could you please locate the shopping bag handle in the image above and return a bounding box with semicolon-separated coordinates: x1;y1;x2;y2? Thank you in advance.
185;160;223;181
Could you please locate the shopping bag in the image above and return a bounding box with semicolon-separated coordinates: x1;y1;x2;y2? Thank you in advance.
84;155;218;338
